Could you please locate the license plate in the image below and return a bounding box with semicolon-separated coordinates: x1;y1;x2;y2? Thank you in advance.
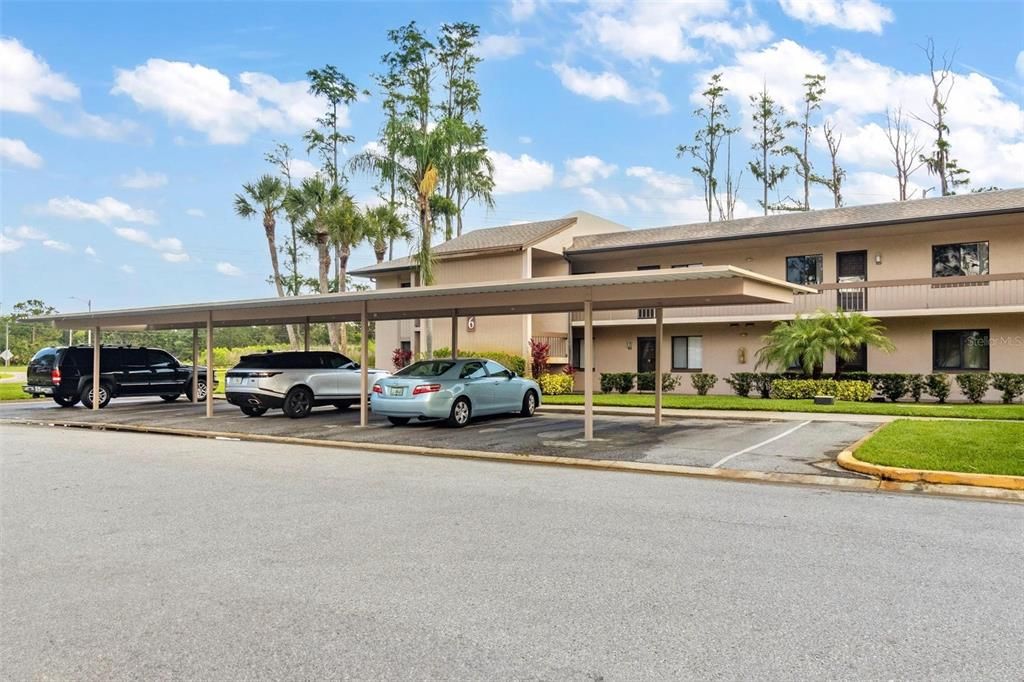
25;386;50;395
228;377;247;385
389;386;404;396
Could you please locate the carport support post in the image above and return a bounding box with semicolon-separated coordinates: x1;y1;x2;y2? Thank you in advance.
191;327;198;404
655;307;663;427
450;313;458;360
583;300;593;441
359;301;369;427
205;311;213;418
92;327;101;411
303;317;310;352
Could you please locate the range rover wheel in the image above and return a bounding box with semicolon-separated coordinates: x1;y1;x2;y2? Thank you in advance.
160;394;181;402
283;386;314;419
520;390;538;417
387;416;410;426
185;381;208;402
80;383;112;409
53;395;79;408
447;397;472;428
241;404;268;417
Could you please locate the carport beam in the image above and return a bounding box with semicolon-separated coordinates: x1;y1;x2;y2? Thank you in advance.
205;311;213;418
359;301;369;427
450;313;458;360
191;327;198;404
92;327;100;411
583;299;593;441
655;307;663;426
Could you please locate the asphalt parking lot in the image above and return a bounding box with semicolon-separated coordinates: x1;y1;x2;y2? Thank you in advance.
0;397;875;477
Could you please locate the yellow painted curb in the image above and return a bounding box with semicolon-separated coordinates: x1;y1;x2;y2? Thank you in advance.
4;417;1023;503
836;427;1024;492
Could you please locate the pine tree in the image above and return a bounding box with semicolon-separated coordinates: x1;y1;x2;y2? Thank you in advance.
677;73;737;223
747;83;791;215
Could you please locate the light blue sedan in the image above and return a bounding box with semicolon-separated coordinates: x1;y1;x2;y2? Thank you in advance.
371;358;541;427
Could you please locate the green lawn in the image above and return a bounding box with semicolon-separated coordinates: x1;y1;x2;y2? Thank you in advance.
855;420;1024;476
542;393;1024;421
0;383;38;401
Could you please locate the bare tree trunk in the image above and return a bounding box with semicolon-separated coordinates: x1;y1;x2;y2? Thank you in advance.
264;216;299;348
317;234;339;352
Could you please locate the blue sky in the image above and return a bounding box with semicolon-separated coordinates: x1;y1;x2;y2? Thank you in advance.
2;0;1022;312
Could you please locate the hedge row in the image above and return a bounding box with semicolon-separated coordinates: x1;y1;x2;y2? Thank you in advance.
431;348;527;376
769;379;873;402
599;372;713;395
538;373;574;395
725;371;1024;404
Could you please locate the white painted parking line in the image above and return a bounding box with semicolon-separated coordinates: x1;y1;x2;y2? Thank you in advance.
711;421;812;469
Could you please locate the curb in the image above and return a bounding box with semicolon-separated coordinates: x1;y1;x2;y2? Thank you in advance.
539;404;886;423
838;448;1024;492
4;417;1022;504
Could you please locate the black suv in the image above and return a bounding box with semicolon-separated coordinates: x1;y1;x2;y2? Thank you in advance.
24;346;216;409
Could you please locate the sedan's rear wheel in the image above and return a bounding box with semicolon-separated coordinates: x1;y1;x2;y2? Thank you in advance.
283;386;314;419
520;390;538;417
448;397;472;428
387;416;411;426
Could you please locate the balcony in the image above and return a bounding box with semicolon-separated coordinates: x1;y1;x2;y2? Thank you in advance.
569;273;1024;324
532;334;569;364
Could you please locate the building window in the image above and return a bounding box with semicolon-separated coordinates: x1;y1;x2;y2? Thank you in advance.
933;329;990;371
572;336;584;370
932;242;989;277
844;344;868;372
786;254;823;285
400;341;411;353
671;336;702;371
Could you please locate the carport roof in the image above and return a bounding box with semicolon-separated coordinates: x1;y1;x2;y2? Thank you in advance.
25;266;814;331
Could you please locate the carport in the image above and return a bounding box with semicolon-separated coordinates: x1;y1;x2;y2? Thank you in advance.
26;266;813;440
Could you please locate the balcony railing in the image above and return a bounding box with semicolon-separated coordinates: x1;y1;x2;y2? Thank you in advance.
569;273;1024;323
532;335;569;361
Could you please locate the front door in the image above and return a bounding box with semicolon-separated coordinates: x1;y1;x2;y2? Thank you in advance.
836;250;868;311
637;337;656;374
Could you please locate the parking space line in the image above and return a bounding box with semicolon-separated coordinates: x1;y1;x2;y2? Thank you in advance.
711;421;813;469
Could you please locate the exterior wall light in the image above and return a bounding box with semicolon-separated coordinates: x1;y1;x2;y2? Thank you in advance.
875;253;883;265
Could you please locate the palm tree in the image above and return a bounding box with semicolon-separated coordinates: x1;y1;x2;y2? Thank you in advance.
756;311;895;378
325;194;366;293
234;175;298;348
364;205;411;263
822;310;895;377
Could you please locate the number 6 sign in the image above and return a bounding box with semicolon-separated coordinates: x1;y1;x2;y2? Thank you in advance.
466;316;476;332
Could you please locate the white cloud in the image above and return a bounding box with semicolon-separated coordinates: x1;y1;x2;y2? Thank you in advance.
40;110;140;142
0;37;79;113
42;239;71;252
4;225;48;240
487;151;555;194
778;0;894;34
553;63;669;113
476;34;526;60
0;138;43;169
112;59;326;144
578;187;629;212
626;166;696;195
120;265;136;274
578;1;733;63
43;196;158;224
508;0;537;22
216;261;243;276
113;227;189;262
562;156;618;188
518;135;532;144
1017;51;1024;79
0;235;23;253
288;158;319;180
691;21;773;50
185;208;206;218
85;246;98;258
120;169;168;189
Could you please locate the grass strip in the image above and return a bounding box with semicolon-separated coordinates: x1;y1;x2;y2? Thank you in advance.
855;420;1024;476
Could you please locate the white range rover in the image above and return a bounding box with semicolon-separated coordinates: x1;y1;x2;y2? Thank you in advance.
225;351;389;418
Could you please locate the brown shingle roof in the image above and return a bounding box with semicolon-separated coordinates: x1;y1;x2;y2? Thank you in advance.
568;189;1024;254
352;217;577;276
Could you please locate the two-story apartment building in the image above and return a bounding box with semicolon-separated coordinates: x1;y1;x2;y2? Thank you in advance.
354;190;1024;399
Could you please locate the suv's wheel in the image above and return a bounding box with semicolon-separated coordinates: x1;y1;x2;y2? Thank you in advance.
282;386;314;419
53;395;79;408
387;416;410;426
333;400;353;410
520;390;538;417
240;404;268;417
447;397;472;428
185;380;208;402
80;383;112;409
160;394;181;402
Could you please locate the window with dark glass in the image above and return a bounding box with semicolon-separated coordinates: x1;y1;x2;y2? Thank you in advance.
932;242;989;278
786;254;824;285
671;336;702;370
572;336;584;369
933;329;990;370
844;344;868;372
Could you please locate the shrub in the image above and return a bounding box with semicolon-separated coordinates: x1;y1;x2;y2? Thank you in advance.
562;364;576;376
834;381;874;402
956;373;991;404
528;338;550;379
600;372;635;394
990;373;1024;404
538;373;574;395
636;372;681;392
754;372;779;399
907;374;926;403
392;347;412;371
876;374;909;402
690;373;718;396
770;379;872;402
925;373;951;403
432;348;526;376
725;372;758;397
